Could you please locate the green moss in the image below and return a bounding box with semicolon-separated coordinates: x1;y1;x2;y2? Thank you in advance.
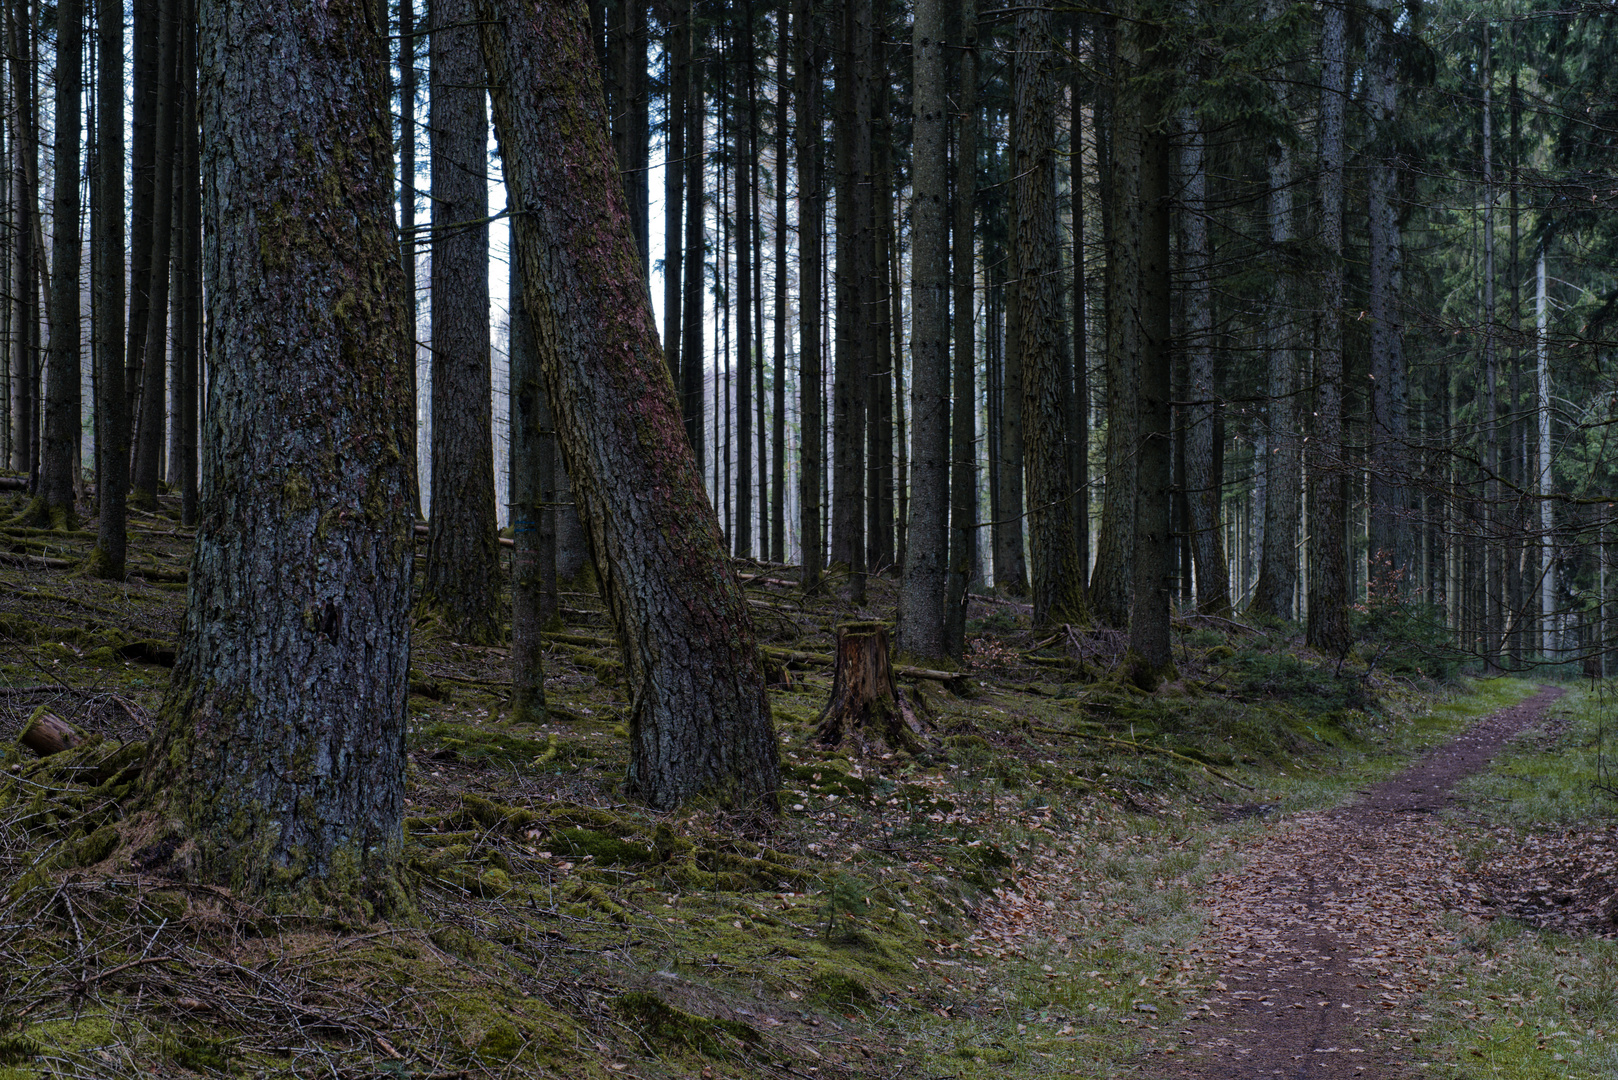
611;992;758;1057
551;828;653;865
477;1020;524;1061
809;963;870;1004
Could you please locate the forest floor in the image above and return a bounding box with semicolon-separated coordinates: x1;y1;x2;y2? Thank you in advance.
2;489;1617;1079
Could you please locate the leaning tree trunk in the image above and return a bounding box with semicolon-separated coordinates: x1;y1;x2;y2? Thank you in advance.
139;0;416;913
815;623;927;754
479;0;779;812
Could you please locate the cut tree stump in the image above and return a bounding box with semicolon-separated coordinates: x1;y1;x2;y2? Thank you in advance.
814;623;929;753
19;707;82;756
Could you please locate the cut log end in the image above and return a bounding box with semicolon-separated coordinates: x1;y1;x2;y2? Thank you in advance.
815;624;930;755
19;707;83;757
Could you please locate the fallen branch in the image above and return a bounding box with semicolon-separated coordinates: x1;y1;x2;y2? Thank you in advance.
1032;725;1254;791
762;646;965;688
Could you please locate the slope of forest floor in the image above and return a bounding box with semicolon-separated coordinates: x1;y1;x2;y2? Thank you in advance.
2;489;1616;1079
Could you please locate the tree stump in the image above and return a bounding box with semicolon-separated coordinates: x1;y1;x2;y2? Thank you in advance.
815;623;929;753
19;707;82;757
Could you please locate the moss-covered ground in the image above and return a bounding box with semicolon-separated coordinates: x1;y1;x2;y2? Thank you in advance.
0;482;1606;1078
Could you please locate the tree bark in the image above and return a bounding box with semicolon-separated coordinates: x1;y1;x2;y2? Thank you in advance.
8;0;36;480
1306;0;1349;655
20;708;81;757
141;0;416;912
172;2;201;525
509;249;549;723
130;0;179;506
1016;2;1085;625
662;0;686;385
398;0;420;518
735;16;754;560
815;623;927;754
1069;25;1090;600
422;0;502;644
1125;6;1175;686
39;0;82;527
770;4;788;565
1178;104;1229;617
481;0;780;811
897;0;949;659
1091;7;1138;628
943;0;977;659
88;0;127;578
681;37;705;466
795;0;823;587
830;0;868;599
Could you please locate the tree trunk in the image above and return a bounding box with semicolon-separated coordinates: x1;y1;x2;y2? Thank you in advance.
1306;0;1349;655
1537;243;1553;658
795;0;823;586
172;3;200;525
663;0;685;385
830;0;868;599
681;36;705;466
88;0;127;578
422;0;502;644
123;0;155;444
509;250;550;723
399;0;421;518
735;17;754;560
770;3;788;565
1248;0;1299;622
1479;28;1501;667
815;623;927;754
39;0;81;527
130;0;179;506
868;93;894;575
1015;2;1084;625
1091;7;1138;628
8;0;36;480
753;50;768;565
1069;25;1090;600
481;0;780;811
943;0;977;659
897;0;949;659
1126;8;1175;687
140;0;415;912
1178;104;1229;617
20;708;81;756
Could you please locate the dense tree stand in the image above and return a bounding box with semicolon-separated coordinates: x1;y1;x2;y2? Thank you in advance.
480;0;779;813
815;623;929;755
136;0;415;916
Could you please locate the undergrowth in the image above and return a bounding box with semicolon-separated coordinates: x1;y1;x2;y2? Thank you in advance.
0;485;1566;1079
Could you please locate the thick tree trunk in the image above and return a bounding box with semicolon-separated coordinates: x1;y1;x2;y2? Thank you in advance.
1306;0;1349;655
943;0;977;659
141;0;415;912
897;0;949;659
1178;105;1229;617
123;0;156;441
997;186;1028;597
423;0;502;644
481;0;780;811
795;0;823;587
39;0;81;527
1015;3;1084;625
1069;27;1090;597
8;0;36;480
89;0;127;578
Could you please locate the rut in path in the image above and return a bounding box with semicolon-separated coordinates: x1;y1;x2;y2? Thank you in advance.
1157;685;1565;1080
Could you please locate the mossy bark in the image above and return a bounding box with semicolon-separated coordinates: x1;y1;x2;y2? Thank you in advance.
479;0;779;812
138;0;415;915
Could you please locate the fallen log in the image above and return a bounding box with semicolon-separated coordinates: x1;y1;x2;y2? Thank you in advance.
19;707;82;756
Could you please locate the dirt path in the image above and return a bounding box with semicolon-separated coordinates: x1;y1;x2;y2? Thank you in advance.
1158;685;1566;1079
